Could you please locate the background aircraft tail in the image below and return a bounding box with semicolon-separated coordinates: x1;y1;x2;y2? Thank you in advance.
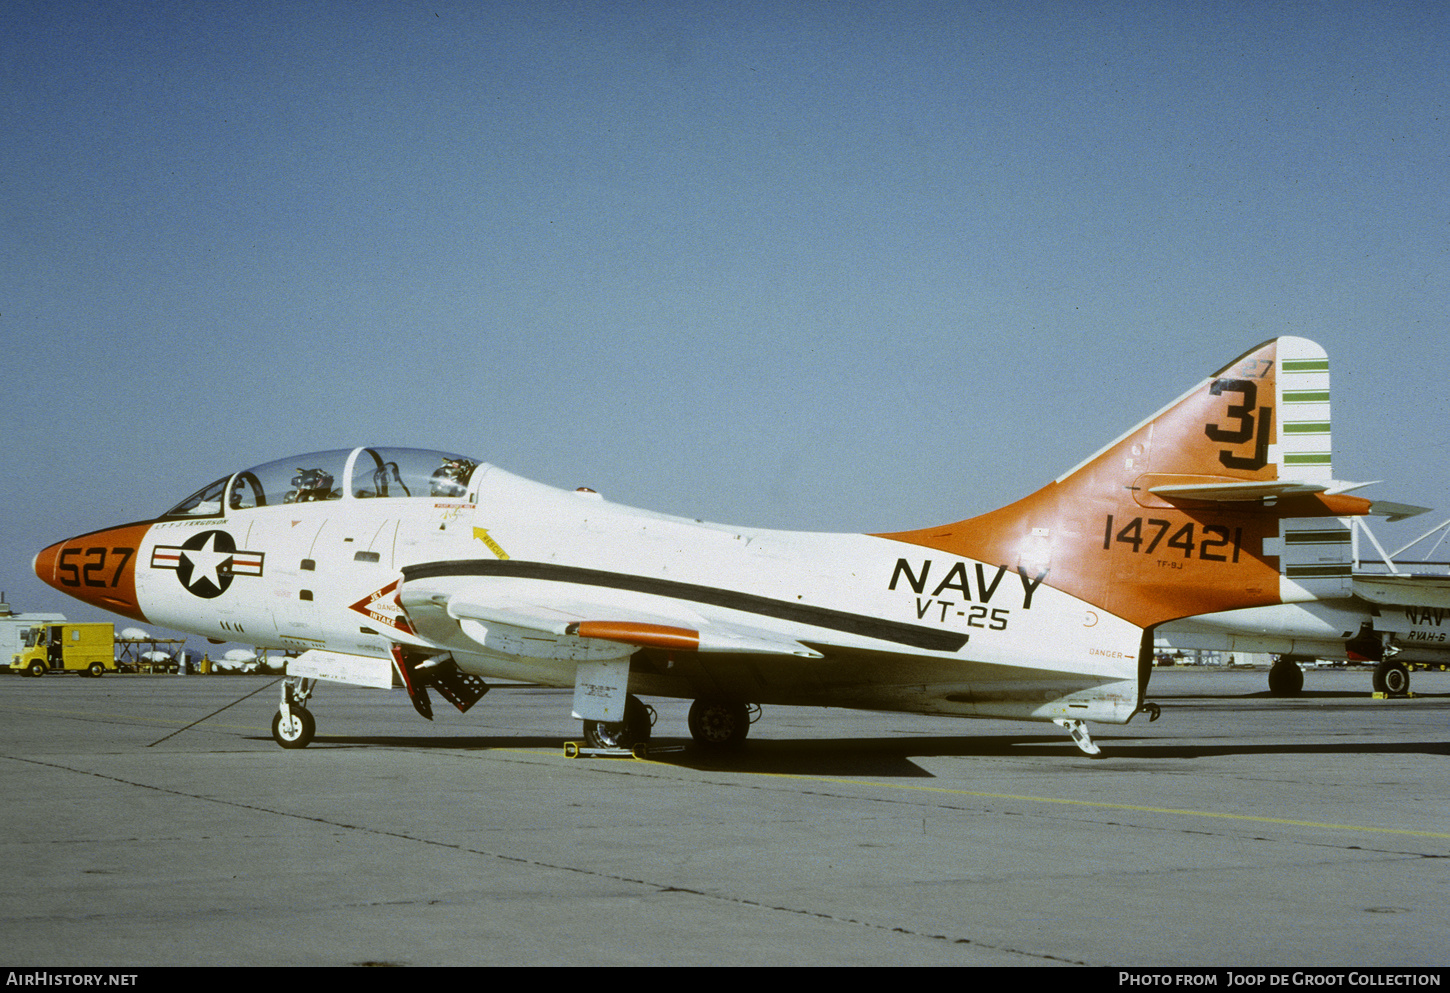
881;337;1415;630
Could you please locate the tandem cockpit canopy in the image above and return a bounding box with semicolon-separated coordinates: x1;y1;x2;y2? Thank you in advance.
161;447;483;518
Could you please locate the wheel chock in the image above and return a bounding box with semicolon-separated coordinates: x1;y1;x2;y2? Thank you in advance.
561;741;686;760
562;741;634;759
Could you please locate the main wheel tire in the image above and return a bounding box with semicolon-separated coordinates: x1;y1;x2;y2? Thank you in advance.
1267;659;1304;696
687;699;751;749
582;695;651;749
1373;660;1410;697
27;661;46;677
87;662;105;678
271;707;315;749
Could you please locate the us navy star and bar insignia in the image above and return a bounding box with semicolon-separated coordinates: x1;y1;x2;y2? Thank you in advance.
150;530;264;598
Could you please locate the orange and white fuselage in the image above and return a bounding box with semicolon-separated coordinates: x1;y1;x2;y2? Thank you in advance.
35;456;1145;724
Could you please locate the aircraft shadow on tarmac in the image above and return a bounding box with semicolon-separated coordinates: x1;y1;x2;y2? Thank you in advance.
243;731;1450;777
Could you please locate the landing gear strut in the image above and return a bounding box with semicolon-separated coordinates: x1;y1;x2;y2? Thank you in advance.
272;676;316;749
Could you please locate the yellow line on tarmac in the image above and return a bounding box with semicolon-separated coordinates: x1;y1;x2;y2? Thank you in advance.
557;748;1450;840
730;770;1450;840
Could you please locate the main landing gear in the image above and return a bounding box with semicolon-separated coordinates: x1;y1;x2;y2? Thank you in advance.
1347;624;1411;698
687;699;755;749
1372;659;1410;697
582;698;1113;756
578;696;760;751
582;695;655;749
1268;656;1306;696
1266;643;1411;699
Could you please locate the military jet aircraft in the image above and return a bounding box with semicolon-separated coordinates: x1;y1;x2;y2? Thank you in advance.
34;337;1422;755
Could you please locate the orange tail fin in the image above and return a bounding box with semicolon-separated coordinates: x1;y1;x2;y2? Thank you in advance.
880;337;1416;629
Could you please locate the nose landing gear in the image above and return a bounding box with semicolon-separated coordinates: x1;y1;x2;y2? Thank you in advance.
271;677;316;749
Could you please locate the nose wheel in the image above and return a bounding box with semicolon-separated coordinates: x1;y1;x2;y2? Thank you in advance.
271;707;315;748
272;676;317;749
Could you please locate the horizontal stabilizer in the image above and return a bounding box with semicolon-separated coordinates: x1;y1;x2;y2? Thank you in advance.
1149;480;1330;502
1366;500;1432;523
1150;481;1428;521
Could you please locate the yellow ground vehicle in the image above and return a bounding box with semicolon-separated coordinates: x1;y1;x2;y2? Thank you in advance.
9;622;116;677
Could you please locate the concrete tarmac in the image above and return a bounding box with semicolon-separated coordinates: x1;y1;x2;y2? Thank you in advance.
1;665;1447;967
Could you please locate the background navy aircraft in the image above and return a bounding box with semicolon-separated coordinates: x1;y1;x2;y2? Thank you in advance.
1156;516;1450;696
35;338;1424;755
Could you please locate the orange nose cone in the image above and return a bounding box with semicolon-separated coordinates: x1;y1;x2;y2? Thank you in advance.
34;524;151;623
32;540;63;587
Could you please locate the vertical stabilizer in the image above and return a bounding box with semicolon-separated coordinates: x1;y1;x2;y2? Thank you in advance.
879;338;1379;629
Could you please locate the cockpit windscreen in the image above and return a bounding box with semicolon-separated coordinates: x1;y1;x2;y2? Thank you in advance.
160;448;482;517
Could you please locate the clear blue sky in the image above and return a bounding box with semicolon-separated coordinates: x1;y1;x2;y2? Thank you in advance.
3;1;1447;638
